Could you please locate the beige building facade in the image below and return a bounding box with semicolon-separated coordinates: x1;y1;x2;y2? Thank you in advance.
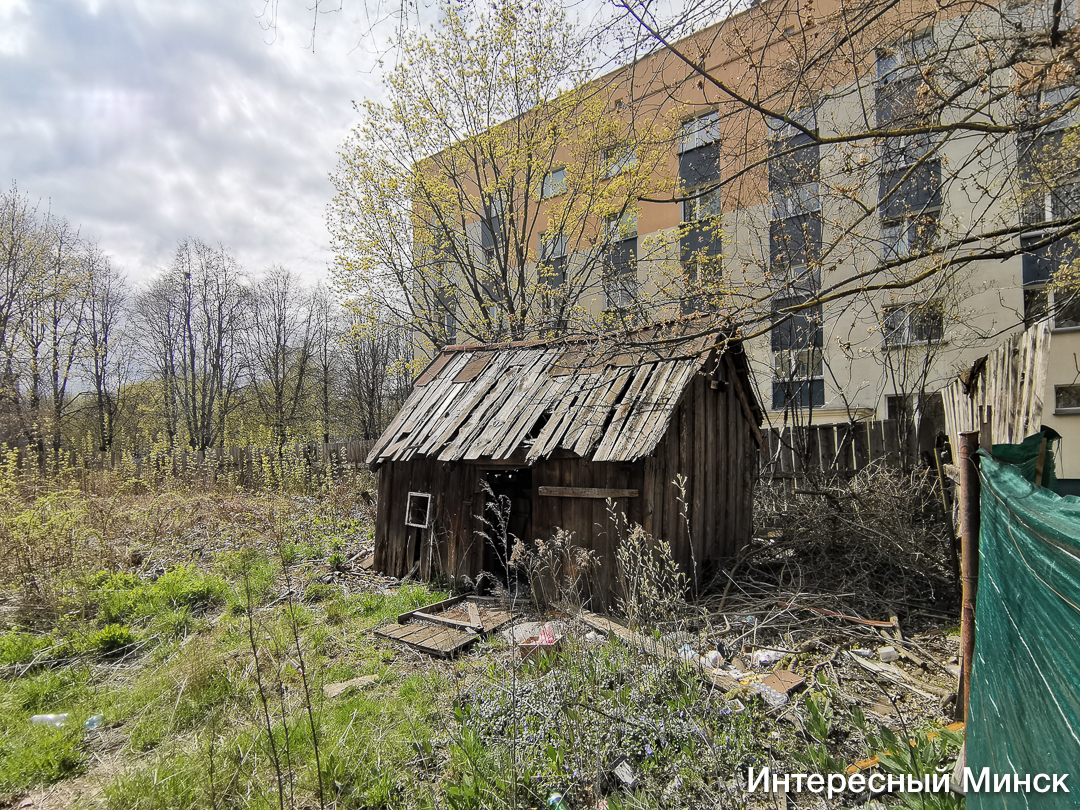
423;0;1080;473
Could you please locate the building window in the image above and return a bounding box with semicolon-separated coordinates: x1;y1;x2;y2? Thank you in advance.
1023;285;1080;330
683;186;723;222
881;211;940;260
1055;384;1080;414
603;213;637;309
541;168;567;200
1019;124;1080;298
875;33;934;87
769;110;821;292
603;145;637;178
882;301;945;346
773;182;821;221
538;233;567;287
679;110;720;153
435;286;457;346
771;295;824;409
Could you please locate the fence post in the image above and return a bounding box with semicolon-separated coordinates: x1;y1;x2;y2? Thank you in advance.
957;430;981;722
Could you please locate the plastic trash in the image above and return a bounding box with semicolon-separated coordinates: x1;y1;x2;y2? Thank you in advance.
538;623;557;645
878;646;900;663
705;650;724;669
30;713;68;727
750;648;786;666
753;682;789;708
678;643;697;661
85;714;104;729
548;792;569;809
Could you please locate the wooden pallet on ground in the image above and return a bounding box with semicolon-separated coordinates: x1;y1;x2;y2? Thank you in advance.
374;595;515;657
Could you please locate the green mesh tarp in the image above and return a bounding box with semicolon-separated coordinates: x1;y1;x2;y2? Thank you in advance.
967;453;1080;808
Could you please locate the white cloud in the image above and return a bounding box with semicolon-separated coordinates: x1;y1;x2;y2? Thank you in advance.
0;0;385;285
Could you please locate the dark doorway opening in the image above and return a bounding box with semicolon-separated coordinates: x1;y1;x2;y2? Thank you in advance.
481;468;532;586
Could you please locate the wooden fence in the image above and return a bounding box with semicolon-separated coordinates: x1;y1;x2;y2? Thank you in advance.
759;419;916;486
941;322;1051;453
1;440;376;489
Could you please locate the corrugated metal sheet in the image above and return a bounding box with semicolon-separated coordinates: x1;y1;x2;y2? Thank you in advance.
368;322;731;466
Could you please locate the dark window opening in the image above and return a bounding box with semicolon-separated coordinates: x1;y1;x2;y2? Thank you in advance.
481;468;532;588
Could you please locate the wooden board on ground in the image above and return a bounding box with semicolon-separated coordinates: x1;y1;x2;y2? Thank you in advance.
375;597;515;658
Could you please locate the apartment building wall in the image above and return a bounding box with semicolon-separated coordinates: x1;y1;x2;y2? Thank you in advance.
420;0;1080;470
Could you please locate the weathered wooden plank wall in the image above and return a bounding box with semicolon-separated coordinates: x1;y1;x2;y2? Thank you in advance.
759;420;913;488
941;323;1051;453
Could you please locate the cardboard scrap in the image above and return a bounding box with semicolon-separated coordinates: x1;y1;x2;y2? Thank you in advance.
762;669;806;696
323;675;377;698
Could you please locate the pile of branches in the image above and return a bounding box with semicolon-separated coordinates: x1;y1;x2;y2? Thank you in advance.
736;461;958;623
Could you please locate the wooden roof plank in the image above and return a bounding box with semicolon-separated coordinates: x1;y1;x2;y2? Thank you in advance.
591;364;658;460
564;368;626;456
623;362;700;461
467;349;554;459
527;373;595;461
599;361;681;461
421;352;516;458
574;368;634;457
490;366;561;459
370;351;470;463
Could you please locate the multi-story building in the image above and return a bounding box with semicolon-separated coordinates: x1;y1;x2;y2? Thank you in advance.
409;0;1080;473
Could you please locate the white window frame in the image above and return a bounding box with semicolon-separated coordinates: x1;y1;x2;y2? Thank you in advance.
1055;384;1080;414
881;301;945;347
773;182;821;221
773;346;823;381
875;32;935;85
405;492;433;528
683;186;724;222
603;145;637;178
679;110;721;153
541;168;567;200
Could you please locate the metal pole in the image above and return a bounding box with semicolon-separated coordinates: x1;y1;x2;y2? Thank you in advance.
957;430;981;723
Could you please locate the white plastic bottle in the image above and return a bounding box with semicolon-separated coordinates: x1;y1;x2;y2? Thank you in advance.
30;713;68;727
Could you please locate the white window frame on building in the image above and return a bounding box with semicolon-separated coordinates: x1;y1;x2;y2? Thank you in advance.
541;167;567;200
881;301;945;347
1055;384;1080;415
602;145;638;178
679;110;721;153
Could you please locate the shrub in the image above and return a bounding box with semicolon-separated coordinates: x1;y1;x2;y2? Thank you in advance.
89;624;137;656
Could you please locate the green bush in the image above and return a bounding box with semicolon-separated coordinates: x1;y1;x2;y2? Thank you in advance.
0;632;53;666
88;624;137;656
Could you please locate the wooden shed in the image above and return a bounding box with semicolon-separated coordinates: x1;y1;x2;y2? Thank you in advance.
367;319;763;607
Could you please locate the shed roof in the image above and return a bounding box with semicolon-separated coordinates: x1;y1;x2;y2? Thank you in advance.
368;318;759;468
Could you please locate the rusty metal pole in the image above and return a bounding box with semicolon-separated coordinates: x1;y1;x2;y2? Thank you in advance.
957;430;981;723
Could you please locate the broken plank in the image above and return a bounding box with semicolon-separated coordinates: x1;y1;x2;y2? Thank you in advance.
413;611;482;631
846;652;952;698
397;594;466;623
539;487;639;498
467;602;482;628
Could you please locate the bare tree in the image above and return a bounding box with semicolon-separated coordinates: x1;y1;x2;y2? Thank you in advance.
338;309;413;440
135;238;248;451
245;265;316;448
82;247;130;453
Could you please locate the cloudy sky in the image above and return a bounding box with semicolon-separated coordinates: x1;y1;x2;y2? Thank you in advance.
0;0;398;285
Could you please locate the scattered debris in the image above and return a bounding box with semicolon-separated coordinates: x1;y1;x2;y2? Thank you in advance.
29;714;68;727
611;756;637;788
878;646;900;662
322;675;378;698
